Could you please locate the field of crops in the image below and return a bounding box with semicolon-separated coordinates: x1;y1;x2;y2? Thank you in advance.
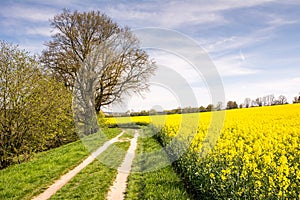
106;104;300;199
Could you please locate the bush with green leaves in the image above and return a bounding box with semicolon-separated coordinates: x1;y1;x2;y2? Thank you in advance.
0;41;77;169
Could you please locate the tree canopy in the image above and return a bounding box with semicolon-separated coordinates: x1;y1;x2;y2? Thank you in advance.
42;10;156;113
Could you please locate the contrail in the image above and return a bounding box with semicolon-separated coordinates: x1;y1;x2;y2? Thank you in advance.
239;49;246;61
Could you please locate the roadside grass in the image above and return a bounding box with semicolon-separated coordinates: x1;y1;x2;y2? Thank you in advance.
125;127;191;200
119;129;135;140
0;128;121;200
50;141;130;200
81;128;123;152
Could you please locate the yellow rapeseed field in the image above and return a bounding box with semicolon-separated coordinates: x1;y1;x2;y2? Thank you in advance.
106;104;300;199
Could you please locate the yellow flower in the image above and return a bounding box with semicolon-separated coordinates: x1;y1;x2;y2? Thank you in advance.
108;104;300;198
221;174;227;181
210;173;215;179
255;180;262;188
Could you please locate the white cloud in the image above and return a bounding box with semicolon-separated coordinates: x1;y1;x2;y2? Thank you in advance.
157;3;227;28
204;28;272;55
267;15;298;27
213;53;261;77
105;0;276;29
1;4;56;22
25;27;54;37
123;85;182;112
252;77;300;95
224;77;300;104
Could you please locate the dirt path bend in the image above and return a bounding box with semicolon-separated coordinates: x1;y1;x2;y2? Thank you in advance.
32;131;125;200
106;130;139;200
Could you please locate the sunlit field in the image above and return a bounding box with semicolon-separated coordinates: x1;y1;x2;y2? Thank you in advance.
106;104;300;199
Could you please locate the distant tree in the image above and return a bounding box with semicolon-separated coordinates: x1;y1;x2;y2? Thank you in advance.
164;108;180;115
140;110;149;116
191;107;199;113
226;101;238;109
199;106;206;112
215;101;223;111
293;97;297;103
256;97;263;106
293;94;300;104
174;107;182;114
125;110;131;116
182;106;199;113
233;101;238;108
255;94;274;106
206;104;214;112
41;10;156;113
149;109;157;115
239;104;243;109
164;110;171;115
278;95;288;105
250;100;256;107
244;98;251;108
262;96;266;106
182;106;190;113
268;94;275;105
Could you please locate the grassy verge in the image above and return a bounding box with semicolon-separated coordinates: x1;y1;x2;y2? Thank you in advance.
50;141;130;200
119;129;135;140
0;128;121;200
81;128;123;152
125;127;191;199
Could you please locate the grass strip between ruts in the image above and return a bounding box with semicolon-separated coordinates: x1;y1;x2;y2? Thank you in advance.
125;127;191;200
50;141;130;200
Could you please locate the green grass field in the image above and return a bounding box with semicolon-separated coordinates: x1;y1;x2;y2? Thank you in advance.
0;128;121;200
50;141;130;200
0;127;191;200
125;128;191;199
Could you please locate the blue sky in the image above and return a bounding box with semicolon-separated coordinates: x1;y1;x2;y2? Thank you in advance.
1;0;300;111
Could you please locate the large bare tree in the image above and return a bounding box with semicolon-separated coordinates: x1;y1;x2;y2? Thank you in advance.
41;10;156;113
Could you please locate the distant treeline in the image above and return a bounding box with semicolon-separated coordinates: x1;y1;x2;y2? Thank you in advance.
107;94;300;117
